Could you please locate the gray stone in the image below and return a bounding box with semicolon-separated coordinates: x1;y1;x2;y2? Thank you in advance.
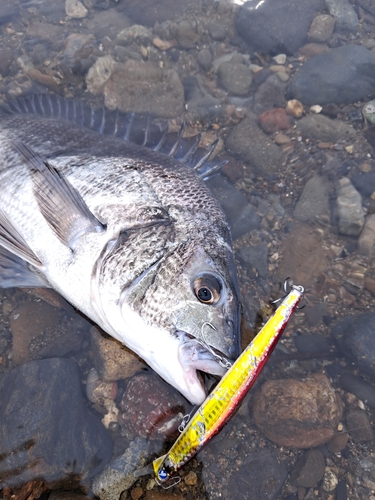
120;0;192;26
206;175;260;240
336;177;364;236
307;14;336;42
103;60;184;118
358;213;375;256
236;242;269;278
208;21;227;41
225;112;283;175
290;449;325;487
332;312;375;375
294;175;330;222
65;0;87;18
116;25;153;46
197;48;212;71
218;61;252;96
324;0;359;34
346;410;374;442
91;437;150;500
0;358;112;486
235;0;322;55
253;74;286;114
288;45;375;105
296;114;356;142
339;373;375;409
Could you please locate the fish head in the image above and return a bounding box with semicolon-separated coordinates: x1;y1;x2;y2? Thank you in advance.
97;221;241;405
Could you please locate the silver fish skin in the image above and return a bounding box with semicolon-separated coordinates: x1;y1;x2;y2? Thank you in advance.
0;101;241;404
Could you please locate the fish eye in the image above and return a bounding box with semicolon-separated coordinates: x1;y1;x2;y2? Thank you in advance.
193;274;222;304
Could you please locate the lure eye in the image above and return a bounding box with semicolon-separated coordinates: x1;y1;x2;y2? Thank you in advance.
193;274;222;304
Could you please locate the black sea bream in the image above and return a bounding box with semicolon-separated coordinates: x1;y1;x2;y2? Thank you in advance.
0;94;241;404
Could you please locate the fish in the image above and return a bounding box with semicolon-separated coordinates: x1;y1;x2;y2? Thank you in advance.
135;283;304;484
0;94;241;404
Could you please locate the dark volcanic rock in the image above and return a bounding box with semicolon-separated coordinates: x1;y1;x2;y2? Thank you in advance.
235;0;322;55
0;358;112;487
332;313;375;375
288;45;375;105
120;0;193;26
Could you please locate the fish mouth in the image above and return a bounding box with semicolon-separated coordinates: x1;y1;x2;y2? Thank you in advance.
177;332;232;403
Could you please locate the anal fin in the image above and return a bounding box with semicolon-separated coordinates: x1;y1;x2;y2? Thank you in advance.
0;246;49;288
13;141;106;249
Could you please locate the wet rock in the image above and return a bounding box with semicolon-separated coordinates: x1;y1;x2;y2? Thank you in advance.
65;0;88;18
294;334;330;354
358;214;375;256
327;432;349;452
308;14;336;42
171;20;201;49
86;9;132;41
339;372;375;408
331;312;375;375
59;33;96;84
290;449;325;487
92;437;150;500
236;243;269;278
336;177;364;236
351;172;375;198
346;409;374;442
201;448;287;500
252;373;342;448
121;0;192;26
357;0;375;16
218;61;252;96
49;493;91;500
206;175;260;239
197;48;212;71
286;99;304;118
288;45;375;105
277;224;331;289
325;0;359;34
120;372;188;441
296;114;355;143
86;368;117;406
299;42;330;58
208;21;227;41
0;47;12;76
258;108;292;134
116;25;153;47
323;468;339;492
86;55;116;95
103;60;184;118
0;358;112;486
235;0;322;55
293;175;330;222
90;327;144;382
226;112;283;175
253;74;287;114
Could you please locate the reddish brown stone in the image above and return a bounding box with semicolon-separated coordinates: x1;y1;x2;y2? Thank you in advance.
120;372;188;441
258;108;292;134
252;373;342;448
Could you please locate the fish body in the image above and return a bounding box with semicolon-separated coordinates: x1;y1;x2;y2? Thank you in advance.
142;284;304;483
0;95;241;404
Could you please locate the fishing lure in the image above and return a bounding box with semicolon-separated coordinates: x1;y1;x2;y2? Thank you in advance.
135;283;304;485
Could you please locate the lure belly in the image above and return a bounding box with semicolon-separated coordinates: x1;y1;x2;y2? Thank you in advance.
136;284;304;484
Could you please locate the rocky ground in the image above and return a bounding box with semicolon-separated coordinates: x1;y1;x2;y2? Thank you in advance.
2;0;375;499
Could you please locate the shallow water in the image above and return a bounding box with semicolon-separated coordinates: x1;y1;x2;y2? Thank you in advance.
1;0;375;499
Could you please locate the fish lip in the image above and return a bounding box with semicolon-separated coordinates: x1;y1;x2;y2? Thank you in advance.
177;331;231;394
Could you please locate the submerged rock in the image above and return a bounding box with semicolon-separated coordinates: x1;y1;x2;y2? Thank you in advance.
0;358;112;487
332;312;375;375
252;373;342;448
235;0;322;55
336;177;364;236
288;45;375;105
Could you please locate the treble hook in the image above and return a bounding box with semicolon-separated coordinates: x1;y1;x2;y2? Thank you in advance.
199;322;233;369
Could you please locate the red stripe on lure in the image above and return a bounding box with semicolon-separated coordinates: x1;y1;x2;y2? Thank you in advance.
135;283;304;485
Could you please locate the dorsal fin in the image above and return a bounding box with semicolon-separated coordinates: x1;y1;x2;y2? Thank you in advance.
13;141;106;249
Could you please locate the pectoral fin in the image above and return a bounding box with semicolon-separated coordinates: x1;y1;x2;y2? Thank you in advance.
13;141;106;249
0;246;48;288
